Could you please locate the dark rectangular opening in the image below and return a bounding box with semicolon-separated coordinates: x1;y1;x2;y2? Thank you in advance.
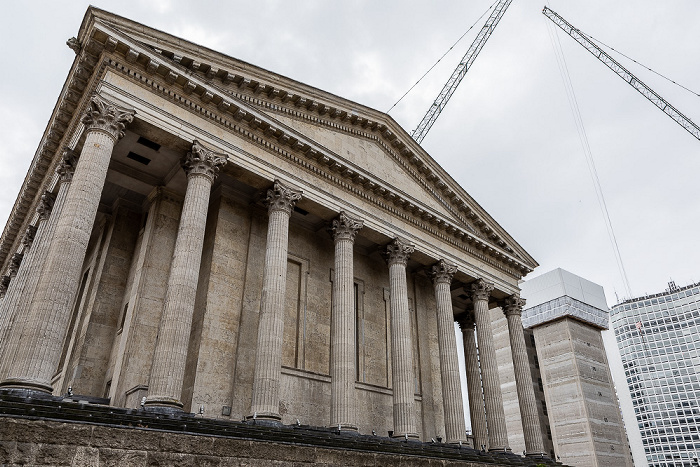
127;151;151;165
136;136;161;151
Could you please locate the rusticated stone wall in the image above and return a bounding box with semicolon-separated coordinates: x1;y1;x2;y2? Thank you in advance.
0;417;553;467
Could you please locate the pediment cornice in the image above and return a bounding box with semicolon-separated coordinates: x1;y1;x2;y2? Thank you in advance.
0;7;537;279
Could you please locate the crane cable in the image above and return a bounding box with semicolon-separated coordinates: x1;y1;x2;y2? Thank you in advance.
386;0;499;114
543;7;634;299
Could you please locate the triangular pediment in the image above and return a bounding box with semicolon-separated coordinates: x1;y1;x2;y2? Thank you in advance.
268;112;463;224
47;6;538;278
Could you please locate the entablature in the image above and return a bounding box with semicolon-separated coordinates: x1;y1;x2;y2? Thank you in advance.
0;8;538;281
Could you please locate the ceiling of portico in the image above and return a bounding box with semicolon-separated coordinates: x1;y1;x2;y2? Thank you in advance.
100;122;188;210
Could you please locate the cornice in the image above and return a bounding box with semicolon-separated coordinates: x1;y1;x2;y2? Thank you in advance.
0;36;104;273
0;11;536;280
82;16;536;270
103;57;530;280
145;44;527;259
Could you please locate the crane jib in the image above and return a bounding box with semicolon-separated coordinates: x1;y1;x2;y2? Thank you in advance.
542;6;700;143
411;0;515;144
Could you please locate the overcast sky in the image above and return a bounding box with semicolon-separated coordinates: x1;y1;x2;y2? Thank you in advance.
2;0;699;306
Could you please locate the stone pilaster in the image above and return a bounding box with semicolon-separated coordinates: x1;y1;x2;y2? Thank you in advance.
429;260;468;444
0;189;65;381
145;141;226;410
328;212;363;431
248;180;302;421
383;238;418;439
470;279;509;452
503;295;546;456
458;313;489;451
0;96;134;393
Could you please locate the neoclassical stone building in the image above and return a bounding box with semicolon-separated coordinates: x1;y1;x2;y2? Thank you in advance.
0;7;543;454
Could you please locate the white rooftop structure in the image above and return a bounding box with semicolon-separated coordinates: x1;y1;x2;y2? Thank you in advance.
520;268;609;330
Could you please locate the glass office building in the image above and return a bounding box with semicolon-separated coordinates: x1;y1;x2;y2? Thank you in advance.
611;282;700;467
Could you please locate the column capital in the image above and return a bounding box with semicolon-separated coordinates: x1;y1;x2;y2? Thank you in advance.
329;211;363;242
383;237;414;267
22;225;38;250
182;140;227;183
265;180;302;215
503;294;526;317
36;191;56;221
56;148;79;183
8;253;23;277
0;275;10;297
470;279;494;302
81;95;135;142
430;259;457;285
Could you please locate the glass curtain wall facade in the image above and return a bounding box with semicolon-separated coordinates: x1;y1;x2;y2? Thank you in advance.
611;282;700;467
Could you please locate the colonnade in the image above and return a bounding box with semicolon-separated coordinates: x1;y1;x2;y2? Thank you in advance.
0;94;544;455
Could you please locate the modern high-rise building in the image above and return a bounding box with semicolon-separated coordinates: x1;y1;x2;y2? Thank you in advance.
494;268;634;466
611;281;700;467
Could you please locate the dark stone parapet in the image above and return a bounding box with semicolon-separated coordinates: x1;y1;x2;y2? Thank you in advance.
0;390;566;466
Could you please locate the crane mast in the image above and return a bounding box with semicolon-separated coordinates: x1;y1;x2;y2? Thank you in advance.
412;0;514;144
543;6;700;142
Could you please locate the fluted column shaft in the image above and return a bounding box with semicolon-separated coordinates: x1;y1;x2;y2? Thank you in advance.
384;238;418;438
0;152;76;377
145;141;226;409
430;260;467;443
460;316;489;451
329;212;363;430
249;181;302;421
1;96;134;393
504;295;546;456
471;279;509;451
0;187;66;380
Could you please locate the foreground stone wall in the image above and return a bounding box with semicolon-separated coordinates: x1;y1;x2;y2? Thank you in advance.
0;417;548;467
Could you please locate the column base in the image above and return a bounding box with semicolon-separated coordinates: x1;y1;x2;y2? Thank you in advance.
525;451;549;458
391;432;420;440
143;395;184;411
0;378;54;395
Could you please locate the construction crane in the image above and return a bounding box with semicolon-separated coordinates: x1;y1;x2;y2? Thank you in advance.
543;6;700;142
411;0;514;144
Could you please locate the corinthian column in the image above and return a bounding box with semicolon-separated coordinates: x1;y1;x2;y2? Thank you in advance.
458;313;489;451
0;188;62;380
248;180;302;421
430;260;468;443
383;238;418;439
503;295;546;456
144;141;226;410
1;97;133;393
470;279;509;451
0;152;76;380
329;212;363;431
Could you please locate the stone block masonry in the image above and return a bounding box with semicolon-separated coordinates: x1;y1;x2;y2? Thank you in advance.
0;393;569;467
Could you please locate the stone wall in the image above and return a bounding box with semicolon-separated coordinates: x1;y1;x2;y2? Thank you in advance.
0;416;555;467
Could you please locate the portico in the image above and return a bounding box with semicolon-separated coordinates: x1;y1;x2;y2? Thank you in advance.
0;6;541;449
